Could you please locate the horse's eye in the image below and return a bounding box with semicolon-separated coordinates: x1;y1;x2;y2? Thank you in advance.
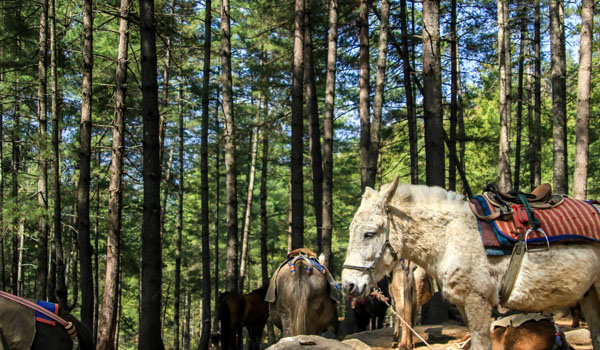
363;231;376;239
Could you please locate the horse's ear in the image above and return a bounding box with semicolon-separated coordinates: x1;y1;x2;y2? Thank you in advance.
376;175;400;208
318;253;327;268
363;186;378;200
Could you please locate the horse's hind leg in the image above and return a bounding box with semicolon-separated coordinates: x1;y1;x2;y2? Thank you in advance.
580;286;600;350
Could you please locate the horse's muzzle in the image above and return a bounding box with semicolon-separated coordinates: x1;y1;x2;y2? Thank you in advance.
342;280;367;298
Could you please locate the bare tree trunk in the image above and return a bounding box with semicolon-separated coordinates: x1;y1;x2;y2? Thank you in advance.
139;0;164;347
514;5;527;192
304;10;323;252
158;0;173;168
530;0;542;189
49;0;61;306
11;25;21;295
212;112;220;331
239;99;260;291
321;0;337;271
36;0;49;301
400;0;417;185
358;0;371;192
448;0;457;191
573;0;593;200
456;46;466;195
290;0;305;250
497;0;512;191
97;2;129;348
550;0;567;194
221;0;239;292
423;0;444;188
78;0;94;329
260;119;269;286
174;78;184;350
367;0;389;189
199;0;213;347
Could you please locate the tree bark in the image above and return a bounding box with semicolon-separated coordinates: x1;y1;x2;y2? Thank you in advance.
573;0;593;200
239;98;260;291
212;110;220;331
448;0;457;191
422;0;444;188
12;27;21;296
174;78;184;350
400;0;417;185
36;0;49;301
304;9;323;252
550;0;568;194
199;0;213;348
96;1;129;347
367;0;389;190
139;0;164;347
322;0;337;271
497;0;512;191
78;0;94;329
49;0;61;307
221;0;239;292
530;0;542;190
514;5;527;192
358;0;371;192
260;118;270;286
290;0;304;250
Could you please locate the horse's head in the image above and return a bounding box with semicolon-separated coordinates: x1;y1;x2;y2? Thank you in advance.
341;176;400;298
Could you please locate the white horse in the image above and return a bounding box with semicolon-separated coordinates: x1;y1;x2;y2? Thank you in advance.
341;176;600;350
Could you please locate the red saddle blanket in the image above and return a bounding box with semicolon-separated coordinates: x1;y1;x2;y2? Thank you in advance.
471;195;600;246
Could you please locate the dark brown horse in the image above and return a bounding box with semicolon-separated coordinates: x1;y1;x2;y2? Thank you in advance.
0;294;93;350
31;311;93;350
267;250;340;337
338;278;390;337
219;285;269;350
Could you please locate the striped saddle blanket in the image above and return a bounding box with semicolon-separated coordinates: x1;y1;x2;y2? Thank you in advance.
470;194;600;255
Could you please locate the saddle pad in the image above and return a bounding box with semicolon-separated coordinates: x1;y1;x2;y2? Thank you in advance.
470;197;513;256
0;296;36;350
473;195;600;244
36;300;59;326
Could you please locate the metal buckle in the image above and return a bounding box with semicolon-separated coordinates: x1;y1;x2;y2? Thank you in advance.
525;227;550;252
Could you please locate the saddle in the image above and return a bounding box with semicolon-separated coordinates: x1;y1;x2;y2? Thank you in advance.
483;183;564;211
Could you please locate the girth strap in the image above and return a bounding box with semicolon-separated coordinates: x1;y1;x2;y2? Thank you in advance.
0;291;77;339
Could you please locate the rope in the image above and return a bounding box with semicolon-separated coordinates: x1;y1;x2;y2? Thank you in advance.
371;289;435;350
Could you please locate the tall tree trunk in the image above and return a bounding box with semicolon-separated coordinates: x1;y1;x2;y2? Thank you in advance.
212;112;220;331
199;0;213;347
530;0;542;189
573;0;593;200
367;0;389;189
221;0;239;292
497;0;512;191
400;0;417;185
159;0;173;168
36;0;49;301
550;0;567;194
78;0;94;329
322;0;337;271
422;0;444;188
456;44;466;194
260;120;269;286
290;0;304;250
514;5;527;192
358;0;371;192
139;0;164;347
304;10;323;252
97;0;129;347
49;0;61;306
448;0;457;191
174;78;184;350
11;24;21;295
0;61;4;291
239;99;260;291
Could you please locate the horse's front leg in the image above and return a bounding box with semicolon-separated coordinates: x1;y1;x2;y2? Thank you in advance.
462;293;492;350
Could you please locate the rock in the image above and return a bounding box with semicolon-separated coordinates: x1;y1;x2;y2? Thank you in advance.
342;338;372;350
266;335;354;350
565;328;591;345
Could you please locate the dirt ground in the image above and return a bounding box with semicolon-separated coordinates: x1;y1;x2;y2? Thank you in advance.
343;317;593;350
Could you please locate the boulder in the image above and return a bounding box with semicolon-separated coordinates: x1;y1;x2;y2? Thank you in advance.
265;335;353;350
565;328;591;345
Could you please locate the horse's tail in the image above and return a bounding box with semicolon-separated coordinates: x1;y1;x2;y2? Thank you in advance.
62;313;94;350
290;263;310;335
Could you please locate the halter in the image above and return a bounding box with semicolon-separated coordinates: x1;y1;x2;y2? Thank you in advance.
342;210;398;273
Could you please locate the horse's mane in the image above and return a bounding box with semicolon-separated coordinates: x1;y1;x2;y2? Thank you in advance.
388;183;465;207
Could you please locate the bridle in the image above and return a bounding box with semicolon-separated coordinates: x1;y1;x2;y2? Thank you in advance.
342;210;398;273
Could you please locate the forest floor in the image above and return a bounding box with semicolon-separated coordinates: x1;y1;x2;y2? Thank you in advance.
342;316;593;350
